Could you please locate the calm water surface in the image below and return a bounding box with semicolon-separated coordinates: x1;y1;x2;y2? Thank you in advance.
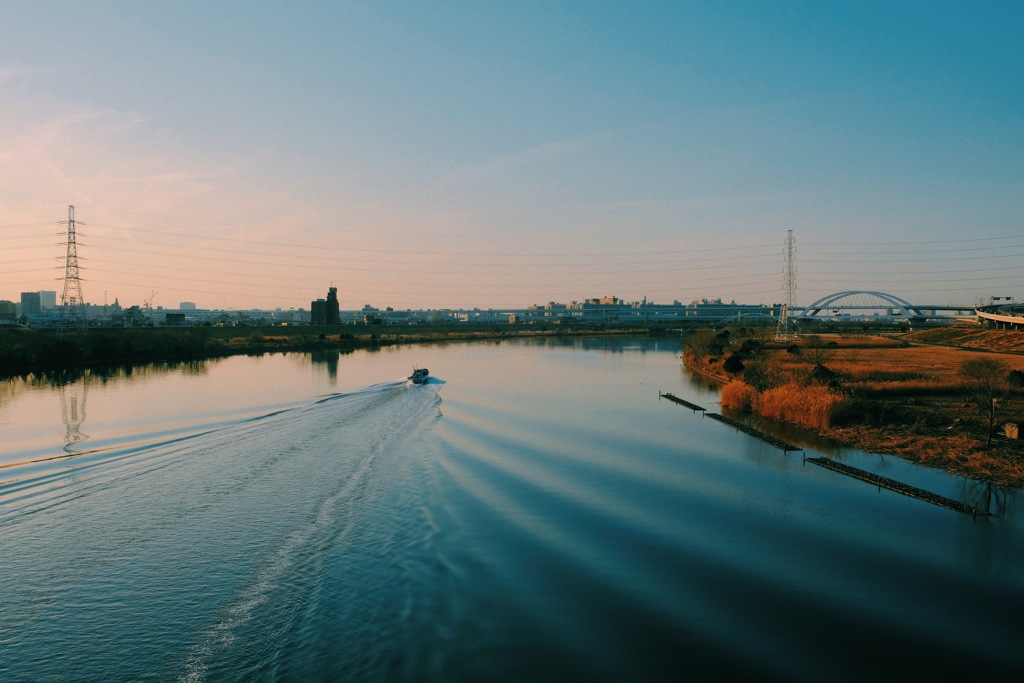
1;336;1022;681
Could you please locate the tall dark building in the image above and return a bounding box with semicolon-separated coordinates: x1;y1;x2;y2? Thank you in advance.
325;287;340;325
311;287;341;325
311;299;326;325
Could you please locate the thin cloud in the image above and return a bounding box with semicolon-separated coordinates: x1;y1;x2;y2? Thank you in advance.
0;63;74;88
446;136;597;182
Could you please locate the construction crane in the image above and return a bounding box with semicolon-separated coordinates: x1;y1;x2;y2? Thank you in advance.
144;290;158;316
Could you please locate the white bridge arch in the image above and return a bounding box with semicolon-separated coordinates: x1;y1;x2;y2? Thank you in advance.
797;291;926;320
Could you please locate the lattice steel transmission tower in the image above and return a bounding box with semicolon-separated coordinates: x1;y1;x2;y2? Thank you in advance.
58;205;87;337
776;229;796;339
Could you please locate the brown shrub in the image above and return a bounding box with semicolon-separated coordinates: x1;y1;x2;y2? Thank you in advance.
721;380;757;411
754;382;845;430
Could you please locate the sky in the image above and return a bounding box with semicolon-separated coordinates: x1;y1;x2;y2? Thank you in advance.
2;0;1023;312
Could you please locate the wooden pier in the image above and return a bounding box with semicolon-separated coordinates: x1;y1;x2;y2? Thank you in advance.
805;456;993;517
659;392;705;412
705;413;801;452
657;391;992;517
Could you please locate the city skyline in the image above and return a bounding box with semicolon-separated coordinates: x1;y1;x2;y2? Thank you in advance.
3;2;1023;310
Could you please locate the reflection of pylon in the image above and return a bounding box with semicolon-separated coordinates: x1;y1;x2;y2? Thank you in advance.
776;229;796;340
59;373;89;452
58;205;87;337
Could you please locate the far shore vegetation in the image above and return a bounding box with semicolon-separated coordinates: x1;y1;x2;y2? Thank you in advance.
0;321;667;380
684;325;1024;487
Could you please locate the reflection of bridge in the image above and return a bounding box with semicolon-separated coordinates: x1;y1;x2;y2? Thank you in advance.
796;290;978;322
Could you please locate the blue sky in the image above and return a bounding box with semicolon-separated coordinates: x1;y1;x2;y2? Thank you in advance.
2;1;1022;310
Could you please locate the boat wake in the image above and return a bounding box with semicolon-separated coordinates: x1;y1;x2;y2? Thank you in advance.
0;377;445;682
0;379;440;525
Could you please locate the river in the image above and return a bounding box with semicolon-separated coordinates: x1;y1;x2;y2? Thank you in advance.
1;335;1022;682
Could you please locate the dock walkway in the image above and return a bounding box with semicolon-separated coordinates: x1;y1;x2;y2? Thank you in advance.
805;456;993;517
705;413;801;452
658;391;990;517
659;392;705;412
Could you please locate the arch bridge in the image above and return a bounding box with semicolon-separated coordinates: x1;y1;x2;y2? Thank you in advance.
796;291;974;322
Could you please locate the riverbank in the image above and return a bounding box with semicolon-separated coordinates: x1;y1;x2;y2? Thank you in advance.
685;327;1024;487
0;323;668;380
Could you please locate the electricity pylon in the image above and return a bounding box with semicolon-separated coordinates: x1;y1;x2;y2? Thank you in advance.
776;229;796;340
57;205;87;337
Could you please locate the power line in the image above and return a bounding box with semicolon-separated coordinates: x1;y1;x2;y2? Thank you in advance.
3;214;1023;309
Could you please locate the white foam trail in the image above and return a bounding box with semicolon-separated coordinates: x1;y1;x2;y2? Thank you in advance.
178;380;441;682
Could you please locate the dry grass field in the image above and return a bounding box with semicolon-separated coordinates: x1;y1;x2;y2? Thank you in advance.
781;338;1024;389
689;327;1024;487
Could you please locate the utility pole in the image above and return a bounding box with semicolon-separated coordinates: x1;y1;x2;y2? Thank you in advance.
776;229;796;340
57;205;87;338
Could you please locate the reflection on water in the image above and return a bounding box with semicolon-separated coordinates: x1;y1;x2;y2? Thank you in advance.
58;378;88;451
1;337;1023;681
309;346;364;383
723;406;847;455
720;399;1021;519
310;348;341;382
716;395;1024;519
684;363;724;394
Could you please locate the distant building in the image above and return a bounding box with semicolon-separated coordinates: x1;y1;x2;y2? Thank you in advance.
0;300;17;321
20;292;42;317
180;302;197;311
310;287;341;325
39;291;57;310
325;287;340;325
311;298;326;324
124;305;147;327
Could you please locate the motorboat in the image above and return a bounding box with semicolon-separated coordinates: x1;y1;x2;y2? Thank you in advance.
408;368;429;384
